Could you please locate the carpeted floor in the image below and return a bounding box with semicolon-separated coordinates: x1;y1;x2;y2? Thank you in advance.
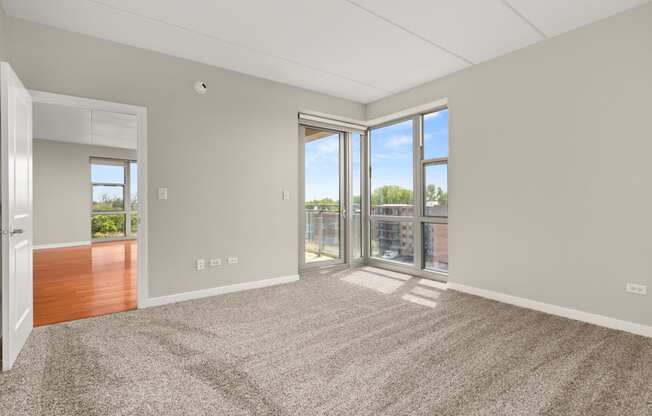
1;266;651;415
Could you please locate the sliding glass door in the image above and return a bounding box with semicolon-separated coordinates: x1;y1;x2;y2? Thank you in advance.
299;124;364;271
301;126;345;268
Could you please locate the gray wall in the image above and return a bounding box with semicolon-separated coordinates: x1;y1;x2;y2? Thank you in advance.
0;5;7;61
33;139;136;246
367;4;652;327
7;17;365;298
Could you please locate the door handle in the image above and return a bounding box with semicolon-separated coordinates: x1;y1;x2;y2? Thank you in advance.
10;229;23;236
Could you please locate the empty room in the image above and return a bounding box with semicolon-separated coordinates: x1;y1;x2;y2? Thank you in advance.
0;1;650;415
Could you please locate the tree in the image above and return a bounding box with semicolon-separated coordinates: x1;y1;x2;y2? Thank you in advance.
305;197;339;212
371;185;413;206
426;185;448;205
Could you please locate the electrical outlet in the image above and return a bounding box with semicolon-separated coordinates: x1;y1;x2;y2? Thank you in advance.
209;258;221;267
625;283;647;295
282;190;290;200
196;259;205;271
227;257;238;264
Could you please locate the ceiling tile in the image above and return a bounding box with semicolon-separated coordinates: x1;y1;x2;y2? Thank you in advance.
92;110;137;149
4;0;649;104
2;0;391;102
506;0;650;37
349;0;544;64
90;0;469;95
33;103;91;144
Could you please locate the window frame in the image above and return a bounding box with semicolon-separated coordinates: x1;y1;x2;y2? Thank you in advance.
90;157;137;241
365;106;449;279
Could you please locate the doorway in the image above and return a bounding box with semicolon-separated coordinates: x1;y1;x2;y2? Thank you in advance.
299;123;364;272
30;91;148;326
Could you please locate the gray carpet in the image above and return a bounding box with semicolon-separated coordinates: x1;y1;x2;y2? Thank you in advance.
1;266;651;416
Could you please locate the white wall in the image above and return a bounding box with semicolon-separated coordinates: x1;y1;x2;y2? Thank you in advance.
6;16;365;298
33;139;136;247
367;4;652;327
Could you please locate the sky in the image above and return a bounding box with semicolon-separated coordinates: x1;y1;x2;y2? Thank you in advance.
91;162;138;203
304;109;448;203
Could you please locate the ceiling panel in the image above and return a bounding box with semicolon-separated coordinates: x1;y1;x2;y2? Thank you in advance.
3;0;650;104
3;0;389;102
92;111;137;149
506;0;650;37
64;0;469;95
33;103;91;144
349;0;544;64
33;103;138;149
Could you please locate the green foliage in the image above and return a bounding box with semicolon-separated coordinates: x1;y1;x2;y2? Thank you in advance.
371;185;413;206
426;184;448;205
305;197;339;211
92;214;125;238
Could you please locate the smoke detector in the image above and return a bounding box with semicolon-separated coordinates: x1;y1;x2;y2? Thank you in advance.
194;81;208;95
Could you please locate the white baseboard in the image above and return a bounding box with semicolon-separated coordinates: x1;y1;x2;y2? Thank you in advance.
33;241;91;250
141;274;300;308
447;282;652;338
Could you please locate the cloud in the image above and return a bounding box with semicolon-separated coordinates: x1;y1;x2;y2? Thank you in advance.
387;134;412;147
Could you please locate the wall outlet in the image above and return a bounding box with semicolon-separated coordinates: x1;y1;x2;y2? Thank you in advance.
196;259;205;271
209;258;222;267
282;190;290;200
227;257;238;264
625;283;647;295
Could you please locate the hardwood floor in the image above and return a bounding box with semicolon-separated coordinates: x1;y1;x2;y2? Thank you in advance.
33;240;137;327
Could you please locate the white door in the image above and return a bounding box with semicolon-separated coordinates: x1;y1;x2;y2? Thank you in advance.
1;62;33;371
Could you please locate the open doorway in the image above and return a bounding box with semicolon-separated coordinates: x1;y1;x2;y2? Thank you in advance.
30;91;147;326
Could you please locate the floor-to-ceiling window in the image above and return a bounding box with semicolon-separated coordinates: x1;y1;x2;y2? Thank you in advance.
91;158;137;241
421;109;448;273
299;107;447;278
367;106;449;278
369;119;416;265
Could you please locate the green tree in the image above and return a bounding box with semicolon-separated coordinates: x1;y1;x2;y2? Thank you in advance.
426;185;448;205
371;185;413;206
305;197;340;211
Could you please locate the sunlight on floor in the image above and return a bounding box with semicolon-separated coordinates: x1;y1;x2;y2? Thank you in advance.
340;266;446;309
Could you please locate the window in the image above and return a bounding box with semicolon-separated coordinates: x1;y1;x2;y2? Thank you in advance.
424;163;448;217
352;132;362;259
421;108;448;273
423;109;448;160
367;106;449;275
369;119;414;216
91;159;137;240
130;161;138;234
370;220;414;264
423;223;448;272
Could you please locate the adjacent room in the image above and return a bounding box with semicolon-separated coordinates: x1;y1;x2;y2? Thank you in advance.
0;1;650;415
32;98;140;326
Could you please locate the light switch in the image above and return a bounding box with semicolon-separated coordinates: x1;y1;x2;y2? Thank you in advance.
282;190;290;200
158;187;168;200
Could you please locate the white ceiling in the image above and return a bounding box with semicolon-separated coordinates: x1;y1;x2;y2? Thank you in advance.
4;0;649;103
34;102;137;149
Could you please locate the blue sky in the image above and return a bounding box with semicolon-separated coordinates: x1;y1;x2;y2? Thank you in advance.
91;162;138;202
304;109;448;202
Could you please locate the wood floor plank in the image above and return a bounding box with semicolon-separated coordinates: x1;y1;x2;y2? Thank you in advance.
33;240;137;327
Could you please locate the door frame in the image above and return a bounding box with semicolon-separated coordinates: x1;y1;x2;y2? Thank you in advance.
29;90;149;308
298;125;347;271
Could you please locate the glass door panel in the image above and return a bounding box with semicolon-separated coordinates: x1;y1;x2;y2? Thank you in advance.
303;127;344;266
